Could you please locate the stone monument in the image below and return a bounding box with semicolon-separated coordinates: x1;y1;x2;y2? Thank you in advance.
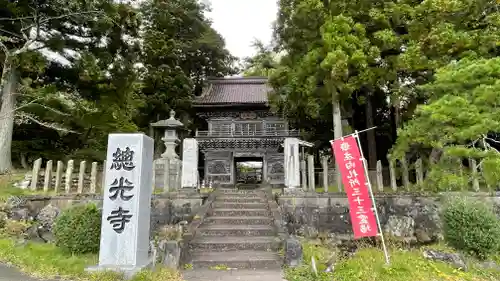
87;133;154;278
181;138;199;188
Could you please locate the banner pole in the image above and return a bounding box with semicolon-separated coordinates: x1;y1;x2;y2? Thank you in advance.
353;130;390;265
331;126;377;143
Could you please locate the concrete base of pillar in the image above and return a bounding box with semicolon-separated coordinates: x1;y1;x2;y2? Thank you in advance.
283;188;305;196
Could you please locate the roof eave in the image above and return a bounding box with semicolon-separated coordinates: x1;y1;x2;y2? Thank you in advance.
193;102;268;108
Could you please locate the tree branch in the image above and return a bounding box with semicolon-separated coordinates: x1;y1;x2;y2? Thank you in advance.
35;10;41;42
0;41;8;55
484;136;500;145
6;10;105;56
15;112;79;134
18;19;30;41
13;39;35;56
0;27;24;40
0;98;43;120
0;16;36;21
29;102;71;116
20;10;104;36
0;10;101;23
40;11;104;25
481;134;500;154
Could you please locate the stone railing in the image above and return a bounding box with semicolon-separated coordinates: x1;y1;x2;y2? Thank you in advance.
23;158;195;194
302;154;497;193
23;158;105;194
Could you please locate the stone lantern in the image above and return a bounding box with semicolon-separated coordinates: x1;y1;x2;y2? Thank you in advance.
150;110;185;191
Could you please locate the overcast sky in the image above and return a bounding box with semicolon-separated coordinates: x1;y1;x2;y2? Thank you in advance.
204;0;278;59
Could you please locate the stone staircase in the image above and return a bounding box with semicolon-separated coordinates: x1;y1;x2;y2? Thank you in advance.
187;186;282;269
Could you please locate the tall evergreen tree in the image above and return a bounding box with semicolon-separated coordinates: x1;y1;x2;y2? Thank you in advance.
0;0;141;172
136;0;236;131
271;0;500;166
242;40;279;77
393;57;500;189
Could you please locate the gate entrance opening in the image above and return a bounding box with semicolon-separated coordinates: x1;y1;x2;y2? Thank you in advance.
235;157;263;184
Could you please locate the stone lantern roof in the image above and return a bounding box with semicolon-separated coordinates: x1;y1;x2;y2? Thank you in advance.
150;110;184;128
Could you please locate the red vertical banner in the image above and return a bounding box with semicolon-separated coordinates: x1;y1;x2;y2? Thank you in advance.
331;136;378;239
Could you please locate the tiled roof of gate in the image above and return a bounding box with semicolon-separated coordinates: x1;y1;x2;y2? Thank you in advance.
194;77;270;106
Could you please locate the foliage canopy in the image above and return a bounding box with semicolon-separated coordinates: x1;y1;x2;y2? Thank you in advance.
393;57;500;188
270;0;500;153
0;0;235;170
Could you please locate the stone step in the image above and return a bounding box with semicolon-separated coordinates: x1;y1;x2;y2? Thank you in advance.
219;189;262;194
217;193;262;199
190;250;282;269
211;208;269;217
198;224;275;237
204;216;273;225
237;184;261;190
218;193;263;198
214;197;266;203
213;202;268;209
190;236;279;252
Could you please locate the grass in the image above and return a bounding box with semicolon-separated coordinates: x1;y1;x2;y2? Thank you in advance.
0;171;71;200
183;263;193;270
0;238;100;280
199;188;214;194
0;238;185;281
272;188;282;194
208;264;229;270
0;172;44;201
0;170;187;281
285;240;500;281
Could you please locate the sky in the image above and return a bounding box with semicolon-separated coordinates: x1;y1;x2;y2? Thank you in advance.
204;0;278;59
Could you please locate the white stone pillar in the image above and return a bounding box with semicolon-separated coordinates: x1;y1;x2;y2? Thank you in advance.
284;138;300;188
322;156;328;192
262;156;268;184
308;154;315;191
181;138;199;188
300;159;307;190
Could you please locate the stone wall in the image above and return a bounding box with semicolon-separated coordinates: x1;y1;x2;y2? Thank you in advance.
12;192;206;234
277;192;500;242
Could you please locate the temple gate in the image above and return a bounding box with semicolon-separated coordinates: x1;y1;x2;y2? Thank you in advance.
181;77;310;188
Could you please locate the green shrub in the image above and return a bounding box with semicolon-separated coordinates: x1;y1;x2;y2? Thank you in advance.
284;240;335;281
53;204;101;254
0;212;7;229
155;225;182;241
424;161;469;192
1;219;31;238
442;197;500;259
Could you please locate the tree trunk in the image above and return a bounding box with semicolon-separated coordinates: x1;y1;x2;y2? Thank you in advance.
429;148;443;164
394;97;401;132
365;95;377;169
20;153;28;169
0;59;19;174
332;96;343;191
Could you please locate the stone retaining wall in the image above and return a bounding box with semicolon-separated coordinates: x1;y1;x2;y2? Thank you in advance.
11;192;206;234
277;192;500;242
9;191;500;245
